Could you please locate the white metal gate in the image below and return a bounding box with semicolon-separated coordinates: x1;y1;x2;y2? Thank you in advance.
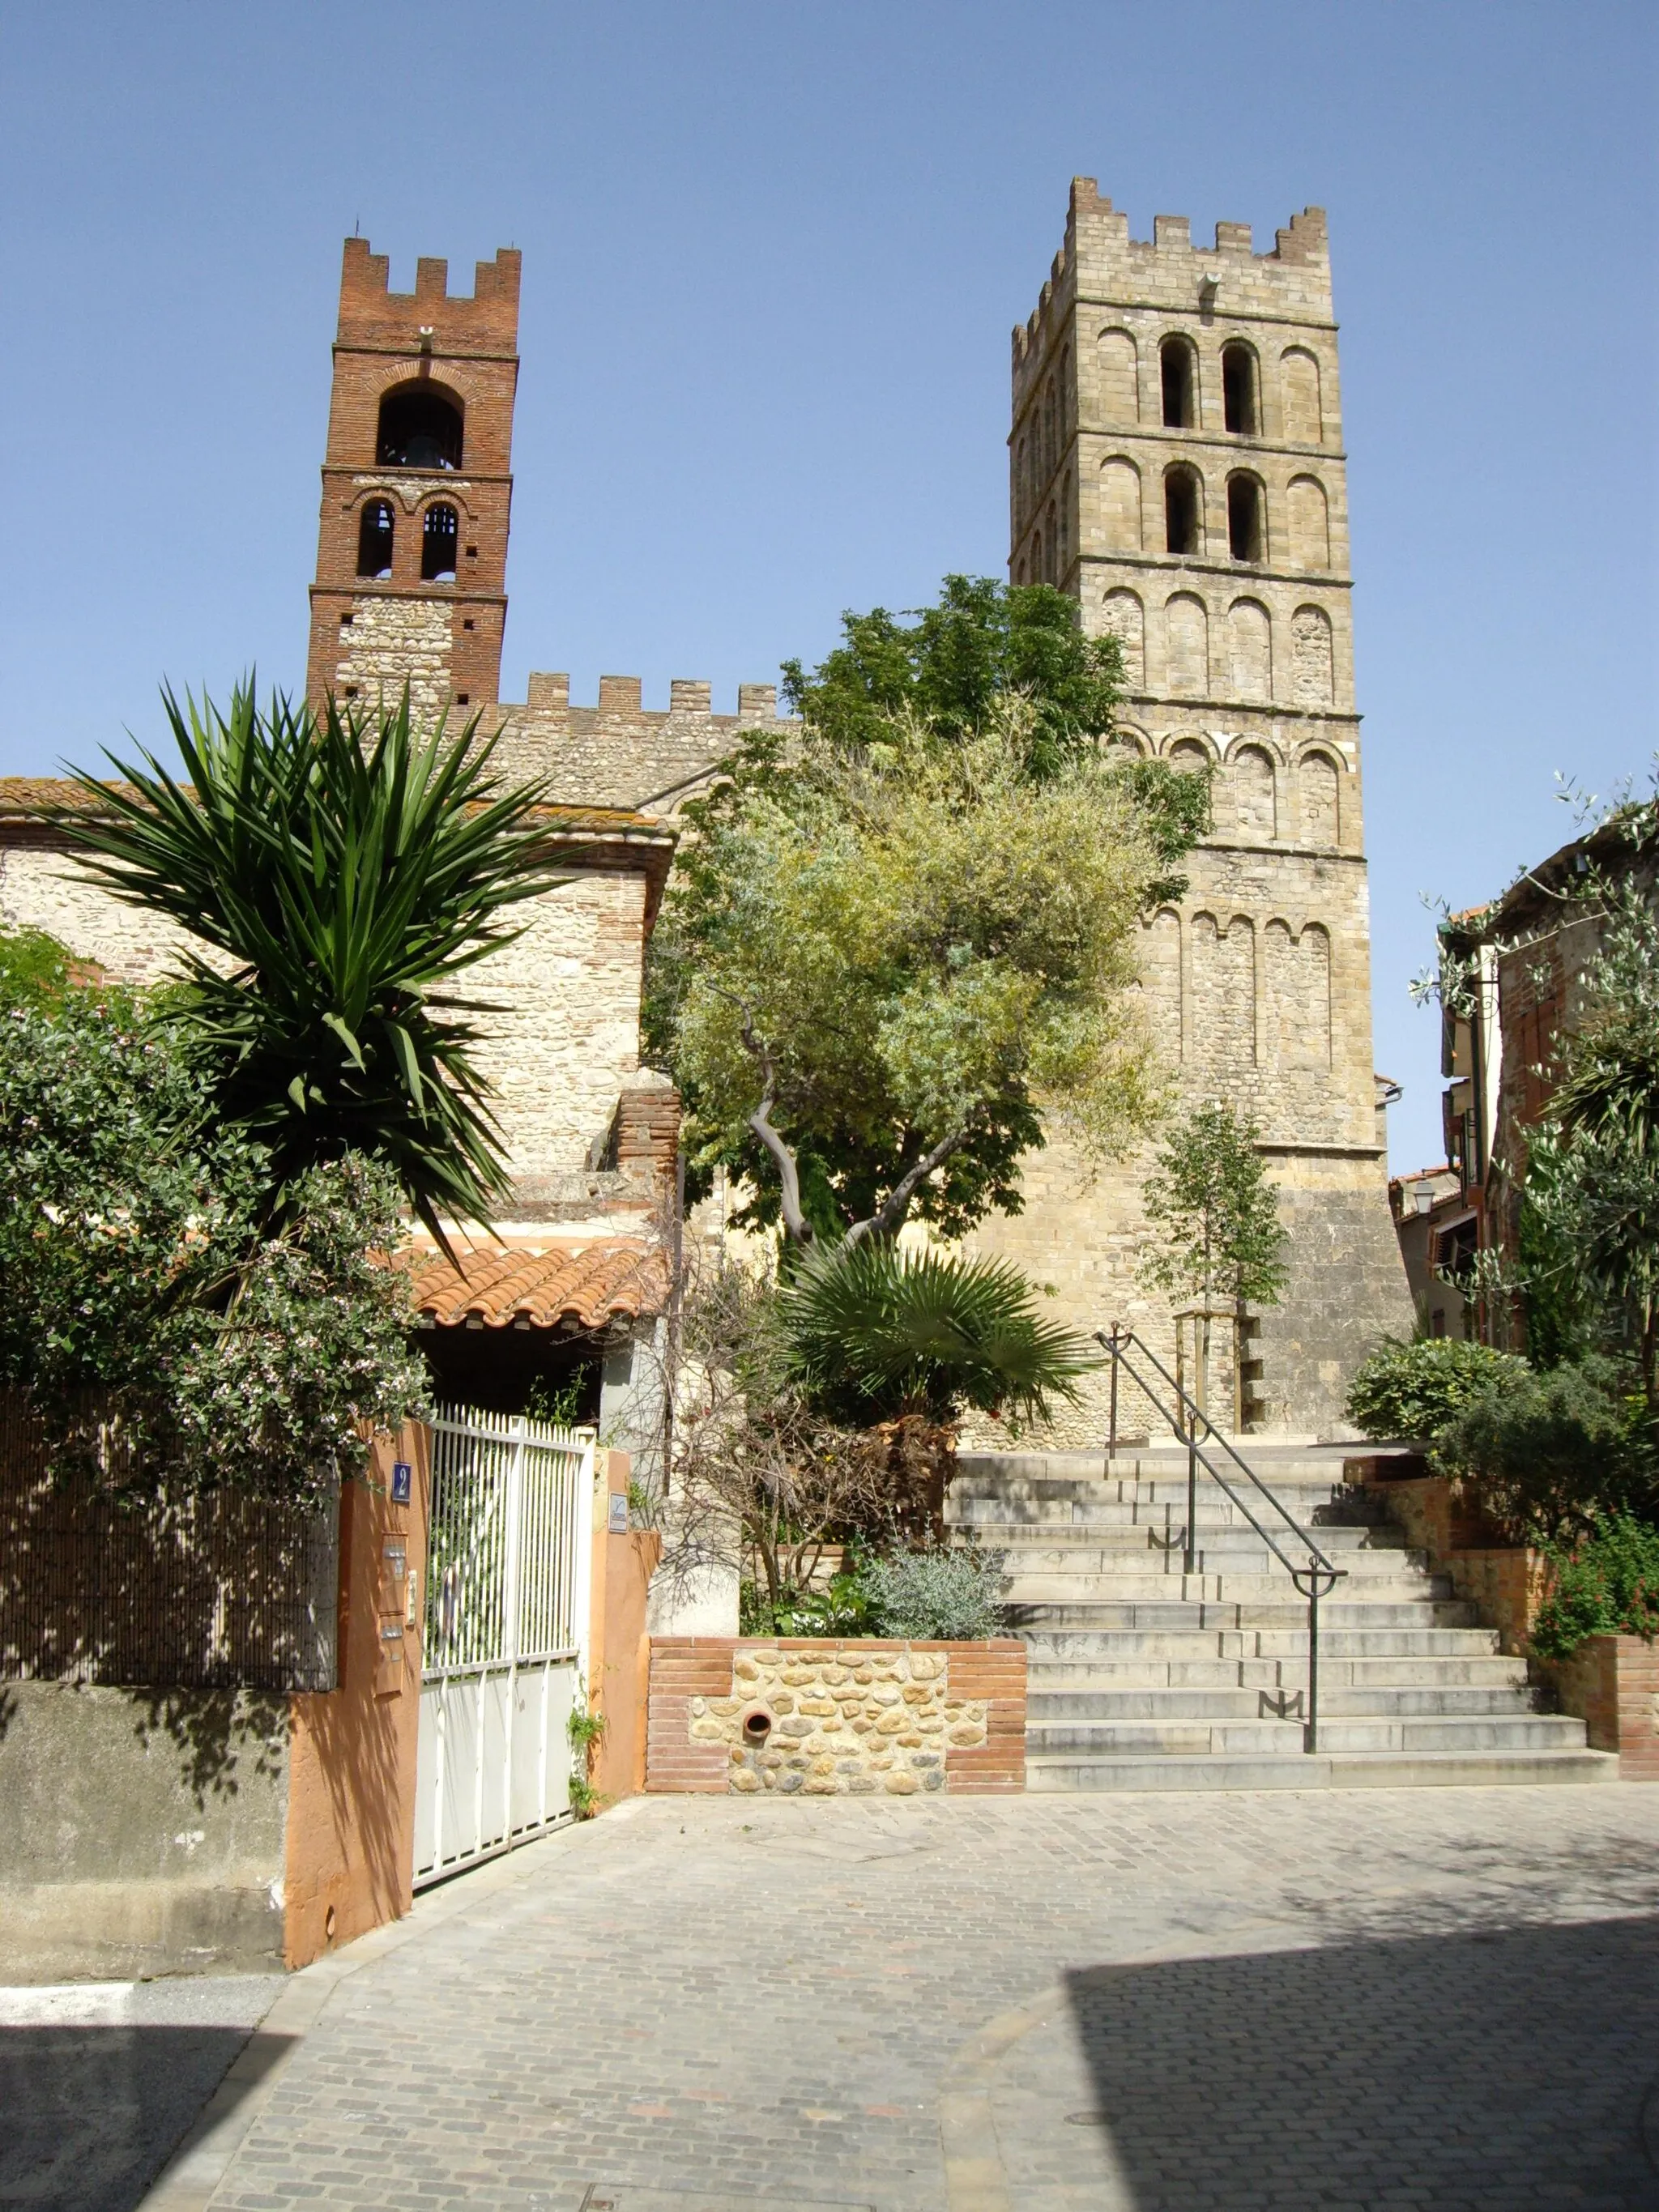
413;1404;595;1889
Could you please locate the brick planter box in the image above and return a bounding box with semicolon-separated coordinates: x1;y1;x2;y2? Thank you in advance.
646;1637;1026;1796
1542;1635;1659;1779
1349;1463;1553;1655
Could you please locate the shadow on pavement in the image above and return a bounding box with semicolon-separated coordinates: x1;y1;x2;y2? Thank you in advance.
0;2022;252;2212
1063;1914;1659;2211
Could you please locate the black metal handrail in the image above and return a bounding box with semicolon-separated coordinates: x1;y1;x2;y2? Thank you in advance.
1095;1326;1346;1753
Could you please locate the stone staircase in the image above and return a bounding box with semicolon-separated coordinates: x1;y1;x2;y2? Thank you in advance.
950;1445;1618;1792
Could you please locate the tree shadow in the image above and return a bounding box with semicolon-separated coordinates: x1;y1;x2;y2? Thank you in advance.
0;2022;254;2212
127;1687;288;1808
1059;1915;1659;2210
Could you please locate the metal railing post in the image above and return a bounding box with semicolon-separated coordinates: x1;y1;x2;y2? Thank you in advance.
1107;1328;1120;1467
1184;1426;1198;1577
1095;1328;1346;1758
1305;1571;1320;1753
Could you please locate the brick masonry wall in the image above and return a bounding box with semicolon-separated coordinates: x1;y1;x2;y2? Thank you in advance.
1351;1469;1552;1656
1546;1636;1659;1779
646;1638;1026;1796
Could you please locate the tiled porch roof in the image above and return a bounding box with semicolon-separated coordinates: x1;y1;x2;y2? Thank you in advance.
403;1237;667;1330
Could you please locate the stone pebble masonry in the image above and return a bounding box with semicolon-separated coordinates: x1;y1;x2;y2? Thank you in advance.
646;1638;1026;1795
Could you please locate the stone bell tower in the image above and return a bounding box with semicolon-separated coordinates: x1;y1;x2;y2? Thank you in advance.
305;237;521;721
981;179;1410;1437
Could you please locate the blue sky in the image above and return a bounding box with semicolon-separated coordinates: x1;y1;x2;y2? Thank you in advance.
1;2;1654;1169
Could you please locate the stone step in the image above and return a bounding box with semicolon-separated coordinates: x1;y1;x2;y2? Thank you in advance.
1028;1683;1543;1721
956;1450;1358;1481
976;1520;1405;1551
1002;1575;1450;1609
1024;1653;1529;1690
1008;1599;1482;1631
1000;1557;1442;1592
1016;1626;1502;1660
1026;1713;1589;1757
952;1470;1353;1500
1022;1747;1622;1792
957;1499;1360;1532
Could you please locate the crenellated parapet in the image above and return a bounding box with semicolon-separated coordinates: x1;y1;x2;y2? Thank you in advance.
483;674;792;811
1013;182;1332;403
335;237;521;356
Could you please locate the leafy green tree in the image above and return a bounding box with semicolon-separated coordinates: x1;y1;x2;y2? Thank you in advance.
1139;1102;1290;1419
1525;879;1659;1404
56;684;564;1248
649;703;1171;1250
0;981;429;1499
781;573;1209;888
783;574;1121;778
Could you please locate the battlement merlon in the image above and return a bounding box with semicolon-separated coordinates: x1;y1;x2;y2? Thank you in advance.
335;237;522;356
1011;181;1332;380
505;674;784;723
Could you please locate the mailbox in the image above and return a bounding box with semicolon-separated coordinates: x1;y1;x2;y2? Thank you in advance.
377;1542;407;1612
373;1620;405;1696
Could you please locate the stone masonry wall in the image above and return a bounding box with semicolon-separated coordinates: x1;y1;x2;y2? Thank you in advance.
646;1639;1026;1796
0;826;652;1196
990;181;1412;1435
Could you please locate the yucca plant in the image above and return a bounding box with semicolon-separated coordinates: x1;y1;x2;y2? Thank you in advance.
55;683;565;1249
778;1242;1098;1428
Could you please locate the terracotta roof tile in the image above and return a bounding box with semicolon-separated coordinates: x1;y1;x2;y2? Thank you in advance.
402;1238;667;1329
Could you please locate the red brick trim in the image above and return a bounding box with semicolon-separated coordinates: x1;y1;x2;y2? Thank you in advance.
1550;1634;1659;1779
944;1640;1028;1794
645;1639;731;1792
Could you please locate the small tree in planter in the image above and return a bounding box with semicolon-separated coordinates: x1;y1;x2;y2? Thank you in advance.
1138;1102;1290;1431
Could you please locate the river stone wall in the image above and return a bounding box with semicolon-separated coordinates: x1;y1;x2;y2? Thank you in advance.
646;1638;1026;1796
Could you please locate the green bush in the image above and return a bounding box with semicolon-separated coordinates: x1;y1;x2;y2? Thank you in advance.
1344;1336;1526;1443
1431;1358;1656;1542
857;1542;1008;1641
1530;1516;1659;1660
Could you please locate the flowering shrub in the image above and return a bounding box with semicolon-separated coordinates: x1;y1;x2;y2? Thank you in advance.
1531;1517;1659;1660
0;987;429;1502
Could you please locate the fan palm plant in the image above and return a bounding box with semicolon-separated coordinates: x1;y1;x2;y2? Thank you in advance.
56;683;565;1248
778;1241;1098;1428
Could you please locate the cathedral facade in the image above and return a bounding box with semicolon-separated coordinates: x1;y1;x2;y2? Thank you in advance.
2;183;1412;1438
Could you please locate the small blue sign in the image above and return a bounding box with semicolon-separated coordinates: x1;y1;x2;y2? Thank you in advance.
390;1461;412;1506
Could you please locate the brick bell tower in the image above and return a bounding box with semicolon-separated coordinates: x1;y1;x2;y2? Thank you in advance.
306;237;521;721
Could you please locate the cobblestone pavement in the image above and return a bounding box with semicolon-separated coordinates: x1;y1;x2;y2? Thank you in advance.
198;1786;1658;2212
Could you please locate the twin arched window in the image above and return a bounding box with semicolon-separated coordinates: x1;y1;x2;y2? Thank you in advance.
1160;335;1260;434
1164;466;1201;556
1227;473;1265;562
356;499;394;578
1222;343;1257;436
355;497;461;580
1160;337;1196;429
421;503;458;582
